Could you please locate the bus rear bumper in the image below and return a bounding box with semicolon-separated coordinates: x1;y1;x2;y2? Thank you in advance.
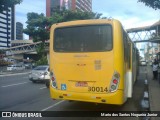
50;88;124;105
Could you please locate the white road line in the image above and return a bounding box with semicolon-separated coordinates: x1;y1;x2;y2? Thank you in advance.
41;100;65;111
1;82;29;88
0;72;30;77
40;87;47;89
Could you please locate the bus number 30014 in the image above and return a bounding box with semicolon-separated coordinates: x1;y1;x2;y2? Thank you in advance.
88;87;108;92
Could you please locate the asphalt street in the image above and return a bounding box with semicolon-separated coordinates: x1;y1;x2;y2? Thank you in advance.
0;66;147;120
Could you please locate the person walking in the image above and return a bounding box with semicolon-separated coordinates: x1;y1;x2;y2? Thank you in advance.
152;60;159;80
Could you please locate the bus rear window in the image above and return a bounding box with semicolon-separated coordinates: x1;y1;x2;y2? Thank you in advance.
54;25;112;52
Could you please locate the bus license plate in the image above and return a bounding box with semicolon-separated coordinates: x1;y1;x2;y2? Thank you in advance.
75;81;88;87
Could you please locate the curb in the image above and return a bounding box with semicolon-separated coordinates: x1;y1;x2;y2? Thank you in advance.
141;77;151;120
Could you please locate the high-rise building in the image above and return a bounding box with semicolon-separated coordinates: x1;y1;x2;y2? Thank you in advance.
46;0;92;17
0;5;15;49
16;22;23;40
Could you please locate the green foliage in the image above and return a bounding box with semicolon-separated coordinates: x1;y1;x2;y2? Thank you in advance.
138;0;160;10
0;0;23;12
50;9;102;22
23;13;49;43
35;55;48;66
0;50;4;54
24;10;103;43
24;10;103;65
36;43;46;57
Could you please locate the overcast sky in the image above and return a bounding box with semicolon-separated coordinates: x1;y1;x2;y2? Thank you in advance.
15;0;160;39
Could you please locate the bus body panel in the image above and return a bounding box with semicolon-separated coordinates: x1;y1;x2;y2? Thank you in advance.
51;52;114;93
112;20;127;102
50;87;124;105
49;19;138;105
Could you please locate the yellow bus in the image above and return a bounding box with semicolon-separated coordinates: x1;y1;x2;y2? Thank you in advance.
49;19;139;105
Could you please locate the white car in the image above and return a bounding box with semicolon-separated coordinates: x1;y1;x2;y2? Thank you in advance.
29;65;50;87
7;65;16;71
7;64;25;71
141;61;147;66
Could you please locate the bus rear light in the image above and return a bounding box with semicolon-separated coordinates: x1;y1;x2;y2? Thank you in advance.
111;85;116;90
109;71;120;92
50;71;57;89
113;79;118;84
52;82;57;88
51;77;55;81
114;73;119;79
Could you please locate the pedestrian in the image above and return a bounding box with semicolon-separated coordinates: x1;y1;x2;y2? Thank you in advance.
152;59;159;80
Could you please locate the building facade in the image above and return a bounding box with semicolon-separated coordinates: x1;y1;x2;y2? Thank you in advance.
16;22;23;40
46;0;92;17
0;5;15;49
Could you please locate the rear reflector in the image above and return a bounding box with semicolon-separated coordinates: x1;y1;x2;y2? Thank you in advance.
96;97;101;99
63;94;67;96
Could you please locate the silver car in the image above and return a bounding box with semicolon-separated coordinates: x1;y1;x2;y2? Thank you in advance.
29;65;50;87
141;61;147;66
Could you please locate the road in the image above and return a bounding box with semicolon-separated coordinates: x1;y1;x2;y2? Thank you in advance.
0;66;147;120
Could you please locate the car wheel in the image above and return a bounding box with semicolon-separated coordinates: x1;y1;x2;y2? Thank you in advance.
32;81;36;83
45;80;50;88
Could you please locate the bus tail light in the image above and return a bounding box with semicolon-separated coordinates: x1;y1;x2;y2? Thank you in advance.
50;71;57;89
109;71;120;92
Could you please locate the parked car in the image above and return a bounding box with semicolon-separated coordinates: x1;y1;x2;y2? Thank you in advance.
29;65;50;88
24;63;32;69
141;61;147;66
7;64;25;71
7;65;16;71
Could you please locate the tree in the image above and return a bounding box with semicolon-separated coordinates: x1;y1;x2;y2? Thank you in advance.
23;12;49;43
138;0;160;10
24;10;103;64
23;12;50;65
0;0;23;12
24;10;102;43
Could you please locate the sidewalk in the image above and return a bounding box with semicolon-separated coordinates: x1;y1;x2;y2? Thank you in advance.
147;65;160;120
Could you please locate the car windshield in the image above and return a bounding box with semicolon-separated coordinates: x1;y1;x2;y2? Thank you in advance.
33;66;47;70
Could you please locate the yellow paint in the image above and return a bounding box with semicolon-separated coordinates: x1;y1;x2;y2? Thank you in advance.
49;19;138;105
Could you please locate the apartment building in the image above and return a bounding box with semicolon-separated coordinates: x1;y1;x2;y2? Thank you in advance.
46;0;92;17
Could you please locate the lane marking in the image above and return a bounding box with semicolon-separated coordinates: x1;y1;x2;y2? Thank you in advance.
40;87;47;89
41;100;65;111
0;72;30;77
1;82;29;88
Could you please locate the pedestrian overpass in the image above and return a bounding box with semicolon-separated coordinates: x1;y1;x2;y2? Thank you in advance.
126;20;160;43
2;41;49;56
